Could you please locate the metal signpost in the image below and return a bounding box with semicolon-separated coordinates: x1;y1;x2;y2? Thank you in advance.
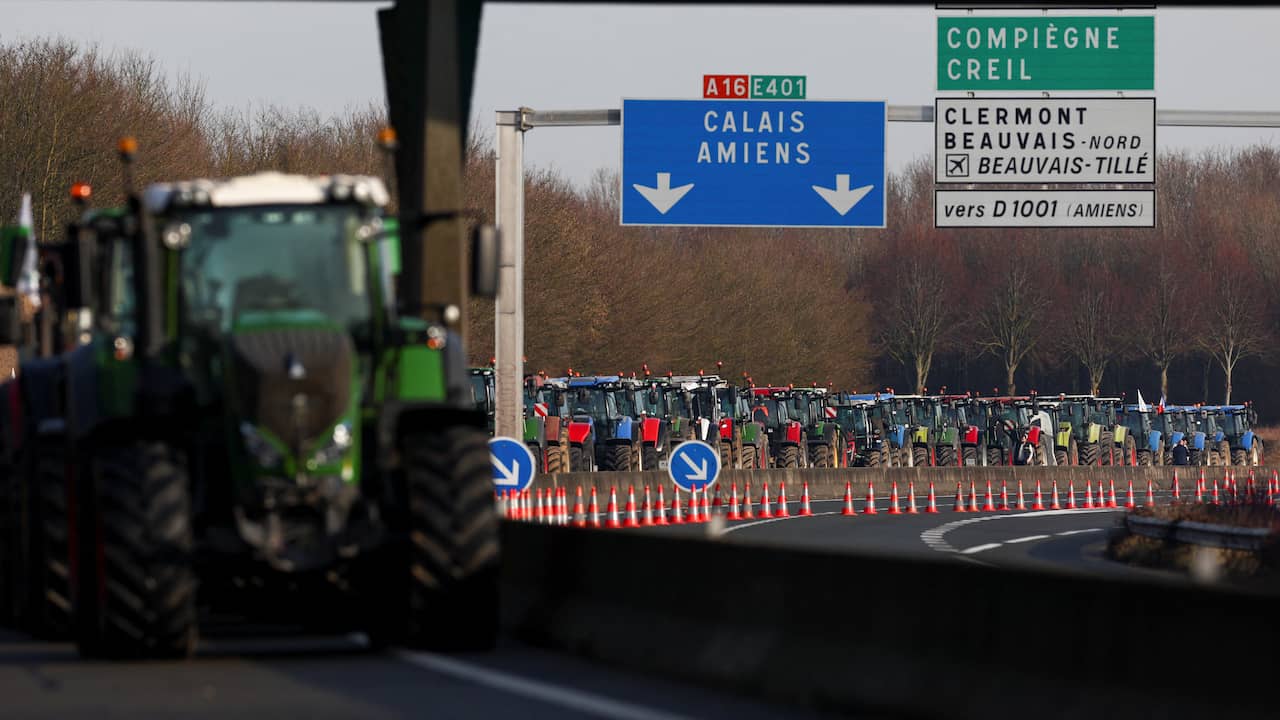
621;98;887;228
667;440;721;492
937;15;1155;91
489;436;537;493
935;97;1155;184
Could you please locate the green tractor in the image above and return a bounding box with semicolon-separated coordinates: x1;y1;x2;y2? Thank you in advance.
1;153;502;658
523;374;569;474
469;366;495;435
1054;395;1122;466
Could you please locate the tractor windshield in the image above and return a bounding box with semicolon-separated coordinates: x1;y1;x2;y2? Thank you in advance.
836;407;869;436
666;392;690;419
690;390;717;420
468;374;492;412
177;204;371;336
570;389;615;419
716;388;737;419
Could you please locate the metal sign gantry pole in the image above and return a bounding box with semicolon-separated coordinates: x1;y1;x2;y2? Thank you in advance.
491;105;1280;439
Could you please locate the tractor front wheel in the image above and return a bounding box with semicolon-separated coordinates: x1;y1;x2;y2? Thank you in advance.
397;425;499;651
78;441;197;659
1232;448;1248;466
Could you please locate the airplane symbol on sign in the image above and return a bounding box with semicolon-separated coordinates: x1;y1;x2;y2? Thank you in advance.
946;154;969;178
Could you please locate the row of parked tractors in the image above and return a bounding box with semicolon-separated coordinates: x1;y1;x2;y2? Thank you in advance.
468;368;1265;473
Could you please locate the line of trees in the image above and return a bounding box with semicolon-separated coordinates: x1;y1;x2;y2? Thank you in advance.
3;37;1277;416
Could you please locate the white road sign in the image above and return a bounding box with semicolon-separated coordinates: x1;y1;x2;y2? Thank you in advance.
935;189;1155;228
935;98;1155;184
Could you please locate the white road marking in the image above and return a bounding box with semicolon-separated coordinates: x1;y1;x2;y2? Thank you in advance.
960;543;1003;555
1005;534;1051;544
396;651;695;720
919;508;1119;554
1056;528;1105;537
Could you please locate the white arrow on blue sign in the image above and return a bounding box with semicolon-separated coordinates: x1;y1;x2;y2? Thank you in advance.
489;436;536;492
667;440;721;492
621;98;886;228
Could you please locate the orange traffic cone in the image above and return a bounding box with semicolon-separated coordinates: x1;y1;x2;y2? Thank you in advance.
799;482;813;516
1171;472;1181;504
1066;480;1077;509
954;481;967;512
759;483;773;519
1211;478;1221;505
1195;475;1205;503
712;484;725;513
572;486;586;527
668;486;684;525
700;488;711;522
841;481;856;516
605;486;622;528
728;483;742;520
641;486;655;526
1031;479;1046;510
998;480;1010;511
588;487;601;528
968;481;981;512
982;481;997;512
742;482;755;519
1083;479;1095;508
906;481;919;514
1123;479;1136;510
1107;479;1120;508
888;481;902;514
776;482;790;518
926;481;939;513
1050;479;1062;510
534;487;544;523
1145;479;1156;508
623;485;639;527
1015;480;1027;510
864;481;878;515
689;487;702;523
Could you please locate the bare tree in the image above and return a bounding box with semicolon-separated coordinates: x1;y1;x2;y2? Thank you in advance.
1198;242;1270;404
976;253;1049;395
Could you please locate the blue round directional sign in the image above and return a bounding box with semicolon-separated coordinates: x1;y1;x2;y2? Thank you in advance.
667;440;721;492
489;436;537;493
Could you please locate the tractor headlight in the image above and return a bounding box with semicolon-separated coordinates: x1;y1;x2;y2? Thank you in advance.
310;422;353;468
240;422;283;468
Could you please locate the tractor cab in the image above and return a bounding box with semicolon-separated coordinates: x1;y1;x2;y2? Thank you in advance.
749;387;806;468
831;393;881;466
468;367;495;434
564;375;644;471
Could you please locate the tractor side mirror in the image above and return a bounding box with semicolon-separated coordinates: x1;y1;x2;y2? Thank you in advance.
0;227;27;288
0;295;21;346
470;224;499;299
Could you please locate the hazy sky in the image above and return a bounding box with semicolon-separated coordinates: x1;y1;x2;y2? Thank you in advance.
3;2;1279;188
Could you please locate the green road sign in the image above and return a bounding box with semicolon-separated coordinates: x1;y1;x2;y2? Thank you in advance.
937;16;1154;91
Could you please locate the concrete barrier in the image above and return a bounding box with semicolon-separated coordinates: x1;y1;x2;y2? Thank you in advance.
501;521;1280;719
527;465;1272;504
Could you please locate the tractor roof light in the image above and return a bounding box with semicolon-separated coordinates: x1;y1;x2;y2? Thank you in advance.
118;136;138;159
377;126;398;150
70;182;92;203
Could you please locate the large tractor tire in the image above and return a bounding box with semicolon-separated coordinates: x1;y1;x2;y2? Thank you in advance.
987;447;1004;466
961;446;978;467
1154;442;1165;467
1123;436;1138;467
545;443;565;474
641;445;660;472
936;444;957;468
1098;431;1114;466
568;445;592;473
603;444;633;472
78;441;197;659
9;440;72;640
810;445;830;469
737;443;757;469
1189;448;1203;466
718;443;732;471
1080;441;1099;467
1162;446;1173;467
1217;440;1230;468
1137;448;1152;466
778;444;800;469
1253;440;1264;466
911;445;929;468
1232;448;1247;466
396;426;499;652
1054;448;1068;466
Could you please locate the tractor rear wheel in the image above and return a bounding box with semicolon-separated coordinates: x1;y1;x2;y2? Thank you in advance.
737;444;755;469
1080;441;1099;467
865;448;881;467
397;425;499;651
1137;449;1152;466
604;444;632;472
546;444;565;474
961;446;977;467
79;441;197;659
1124;436;1138;466
810;445;830;468
1232;448;1247;466
1098;431;1114;466
936;444;956;467
1162;448;1173;467
12;440;72;640
1217;441;1230;467
569;445;591;473
719;443;732;471
778;445;800;469
642;445;660;472
1189;448;1202;466
1054;448;1068;466
1254;440;1264;466
911;446;929;468
987;447;1004;466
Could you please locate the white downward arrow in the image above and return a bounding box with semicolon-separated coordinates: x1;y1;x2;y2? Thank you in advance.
633;172;694;214
812;174;874;216
493;456;520;486
681;453;708;482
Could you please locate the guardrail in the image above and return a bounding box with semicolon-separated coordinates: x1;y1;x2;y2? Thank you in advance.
501;521;1280;720
1125;513;1274;551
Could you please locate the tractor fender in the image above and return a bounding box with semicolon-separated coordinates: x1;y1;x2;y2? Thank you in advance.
1113;426;1127;444
1026;425;1042;446
718;417;733;441
1213;431;1224;444
614;417;634;442
568;420;593;446
888;425;906;449
938;427;958;446
523;417;542;444
1056;424;1072;450
641;417;663;445
1148;430;1162;454
962;426;979;446
1241;431;1254;451
1190;432;1205;451
697;417;713;442
785;422;803;446
1086;423;1102;444
912;426;929;445
1168;431;1184;447
543;415;562;444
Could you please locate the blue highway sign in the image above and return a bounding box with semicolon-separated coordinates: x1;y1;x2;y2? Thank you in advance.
621;98;886;228
489;436;536;492
667;440;722;492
